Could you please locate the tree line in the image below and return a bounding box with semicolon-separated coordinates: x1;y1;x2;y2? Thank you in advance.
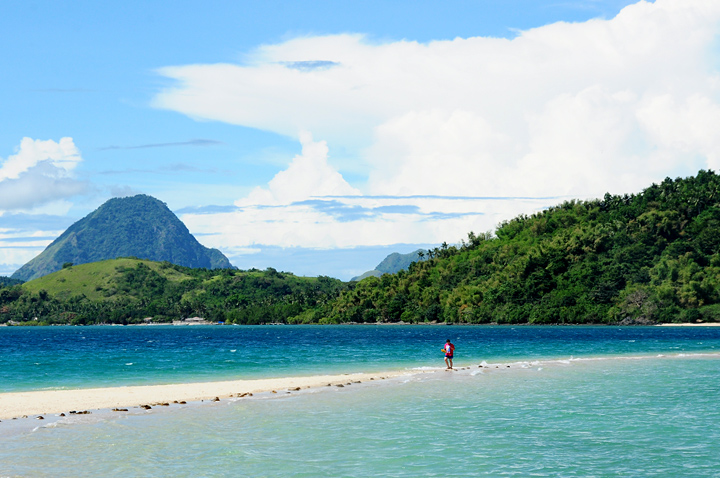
3;171;720;325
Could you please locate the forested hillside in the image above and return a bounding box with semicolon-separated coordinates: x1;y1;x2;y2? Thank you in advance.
312;171;720;324
4;172;720;326
0;277;23;287
1;258;343;325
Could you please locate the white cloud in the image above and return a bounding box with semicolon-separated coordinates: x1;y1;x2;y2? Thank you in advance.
162;0;720;251
156;0;720;199
0;138;87;212
0;137;81;181
182;154;554;252
237;132;360;206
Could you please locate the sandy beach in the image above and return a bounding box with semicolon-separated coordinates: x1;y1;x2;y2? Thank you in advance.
0;370;412;420
655;323;720;326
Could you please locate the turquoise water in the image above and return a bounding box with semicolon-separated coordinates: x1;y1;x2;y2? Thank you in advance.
1;325;718;391
1;326;719;476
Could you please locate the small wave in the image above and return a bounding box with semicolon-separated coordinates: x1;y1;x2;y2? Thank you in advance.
230;350;237;353
125;363;133;366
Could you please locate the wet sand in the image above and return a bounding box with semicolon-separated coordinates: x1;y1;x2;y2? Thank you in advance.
0;371;412;419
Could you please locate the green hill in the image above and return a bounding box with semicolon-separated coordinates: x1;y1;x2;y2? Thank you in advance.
316;171;720;325
21;258;192;301
11;194;233;282
1;259;344;325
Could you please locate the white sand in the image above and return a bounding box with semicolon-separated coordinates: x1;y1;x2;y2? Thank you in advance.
655;323;720;326
0;371;412;419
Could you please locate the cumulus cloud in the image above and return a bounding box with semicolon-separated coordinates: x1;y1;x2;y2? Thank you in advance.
0;138;88;211
237;132;360;206
164;0;720;252
156;0;720;199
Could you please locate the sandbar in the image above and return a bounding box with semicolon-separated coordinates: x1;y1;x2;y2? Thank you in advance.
0;371;412;420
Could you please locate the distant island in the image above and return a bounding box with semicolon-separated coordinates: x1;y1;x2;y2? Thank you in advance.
2;171;720;325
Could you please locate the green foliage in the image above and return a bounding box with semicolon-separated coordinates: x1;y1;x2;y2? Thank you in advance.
321;170;720;324
6;171;720;326
0;277;23;287
2;259;344;325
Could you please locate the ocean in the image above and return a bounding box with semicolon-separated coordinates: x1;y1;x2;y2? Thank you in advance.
1;325;719;477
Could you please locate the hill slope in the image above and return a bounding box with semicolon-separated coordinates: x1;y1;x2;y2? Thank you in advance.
2;259;344;325
317;171;720;324
12;195;232;281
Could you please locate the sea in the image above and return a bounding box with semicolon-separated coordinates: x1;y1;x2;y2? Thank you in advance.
0;324;718;477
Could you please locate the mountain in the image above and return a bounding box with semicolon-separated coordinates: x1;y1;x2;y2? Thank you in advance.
351;249;427;281
12;195;233;281
317;171;720;324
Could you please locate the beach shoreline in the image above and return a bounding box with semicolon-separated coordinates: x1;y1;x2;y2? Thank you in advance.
0;370;415;420
3;350;719;420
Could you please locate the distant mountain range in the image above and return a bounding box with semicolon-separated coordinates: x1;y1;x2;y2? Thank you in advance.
12;195;233;282
351;249;427;281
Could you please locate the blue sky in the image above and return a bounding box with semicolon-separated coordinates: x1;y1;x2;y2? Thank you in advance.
2;0;719;280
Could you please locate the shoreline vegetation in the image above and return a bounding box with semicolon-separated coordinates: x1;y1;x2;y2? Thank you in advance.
3;171;720;326
3;321;720;327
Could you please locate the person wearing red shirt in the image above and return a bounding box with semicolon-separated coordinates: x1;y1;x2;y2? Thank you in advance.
443;339;455;369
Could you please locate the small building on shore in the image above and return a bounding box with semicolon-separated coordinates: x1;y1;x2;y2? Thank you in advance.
172;317;212;326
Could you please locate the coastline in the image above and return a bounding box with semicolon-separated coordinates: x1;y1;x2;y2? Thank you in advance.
0;370;413;420
655;323;720;326
3;350;719;420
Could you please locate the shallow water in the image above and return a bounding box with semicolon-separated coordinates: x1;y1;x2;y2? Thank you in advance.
1;325;719;476
1;355;718;477
1;325;718;392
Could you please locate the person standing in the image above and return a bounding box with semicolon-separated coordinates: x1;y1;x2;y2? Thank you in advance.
443;339;455;369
